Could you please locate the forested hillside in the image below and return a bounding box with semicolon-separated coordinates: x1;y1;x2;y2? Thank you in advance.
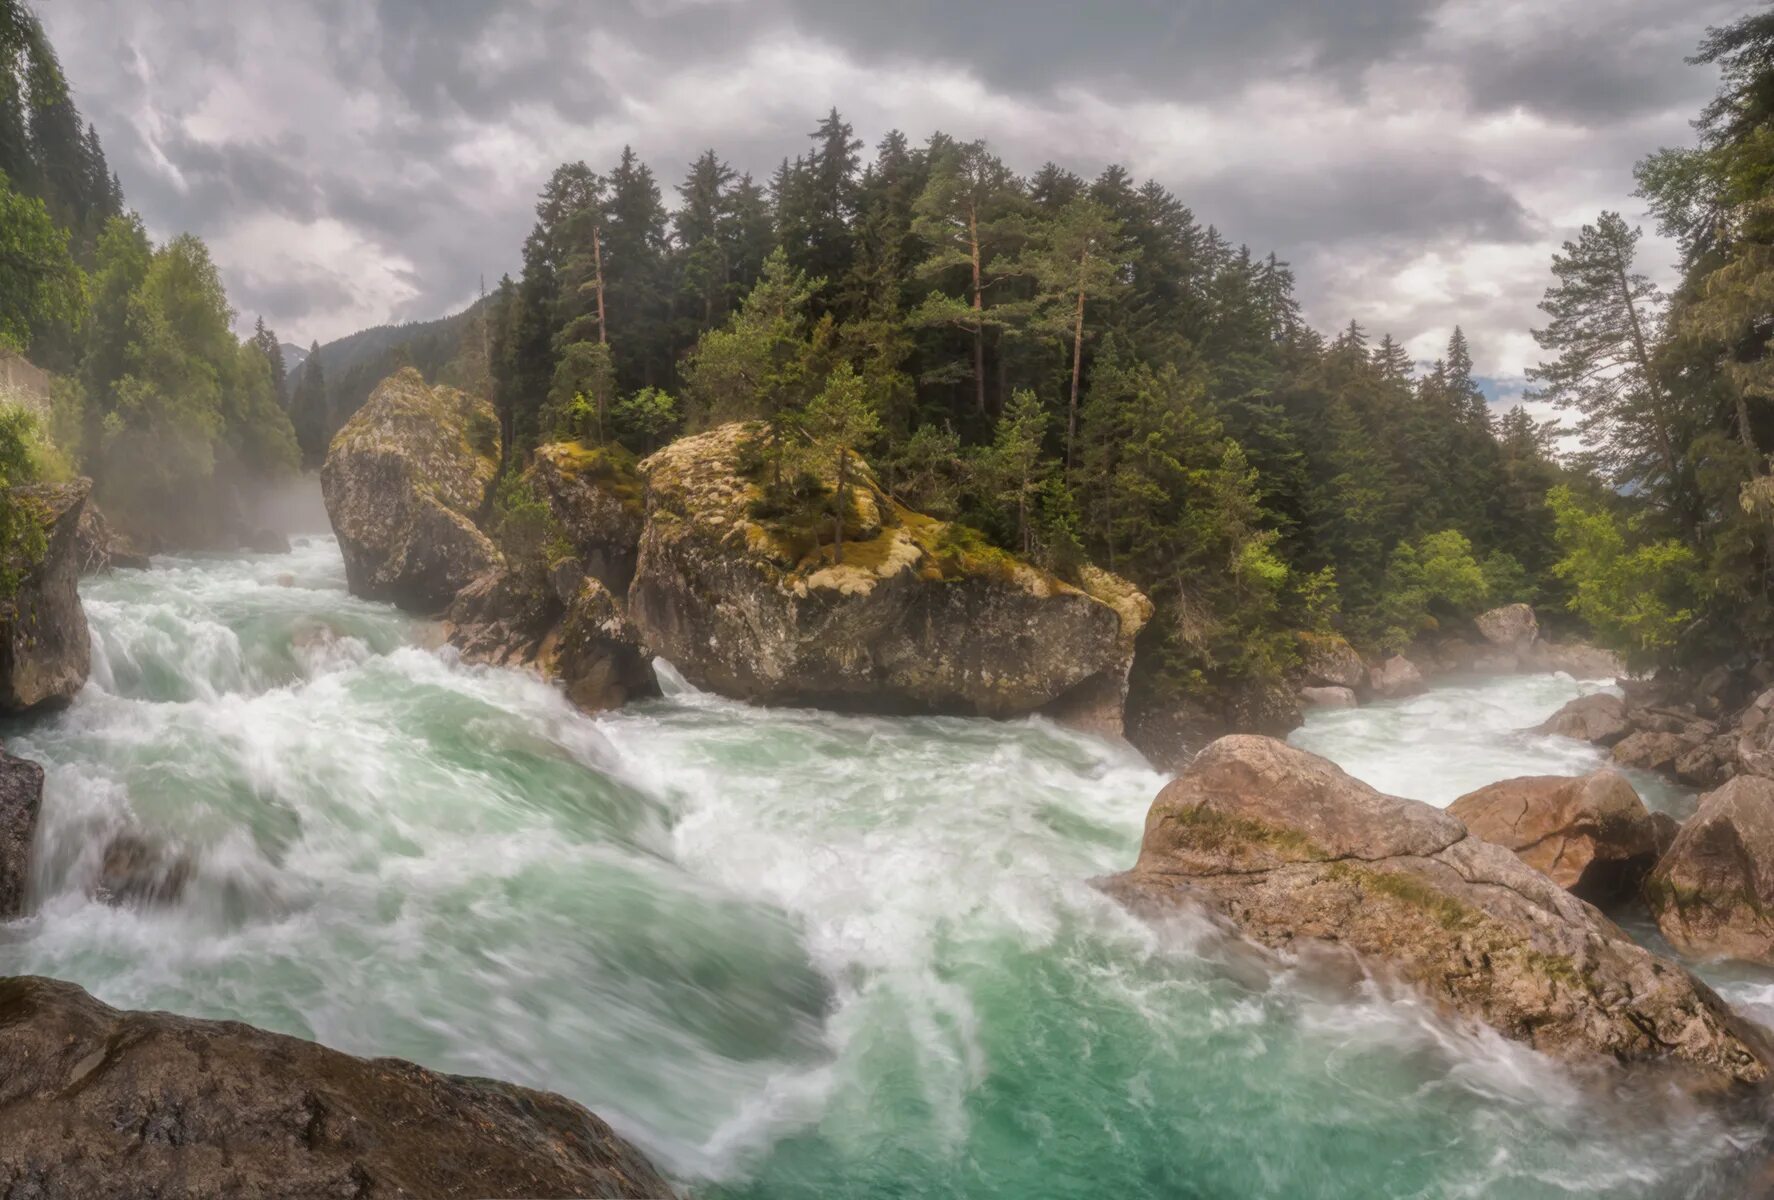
478;120;1584;714
0;0;297;552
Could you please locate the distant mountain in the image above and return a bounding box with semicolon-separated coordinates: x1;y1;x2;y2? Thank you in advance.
286;298;490;466
280;342;309;372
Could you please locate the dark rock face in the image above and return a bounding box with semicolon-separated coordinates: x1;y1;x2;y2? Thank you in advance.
1125;672;1302;774
74;501;150;572
529;441;646;596
0;746;43;918
1103;736;1770;1087
245;527;292;555
1447;771;1661;904
1;480;91;714
629;424;1147;722
555;579;659;713
445;568;563;669
94;832;193;908
1648;777;1774;966
0;976;675;1200
320;368;501;614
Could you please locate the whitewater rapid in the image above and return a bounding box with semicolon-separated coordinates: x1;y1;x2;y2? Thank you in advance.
1;538;1768;1198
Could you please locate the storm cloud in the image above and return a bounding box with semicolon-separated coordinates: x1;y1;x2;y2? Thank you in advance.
35;0;1742;382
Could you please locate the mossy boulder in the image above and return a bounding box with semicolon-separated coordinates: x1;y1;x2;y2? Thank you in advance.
528;440;646;598
0;746;43;918
627;422;1148;724
320;368;501;614
1;479;91;714
0;975;674;1199
1103;736;1770;1088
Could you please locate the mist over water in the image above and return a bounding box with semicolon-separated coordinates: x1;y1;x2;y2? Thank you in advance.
2;539;1769;1197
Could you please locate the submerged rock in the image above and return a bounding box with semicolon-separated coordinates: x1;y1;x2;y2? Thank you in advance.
1103;736;1770;1087
628;423;1147;724
1536;692;1630;746
320;368;501;613
0;746;43;918
1447;771;1660;904
0;975;674;1199
94;832;193;908
1648;777;1774;966
1;480;91;714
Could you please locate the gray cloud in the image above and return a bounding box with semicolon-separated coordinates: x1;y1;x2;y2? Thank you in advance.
31;0;1737;375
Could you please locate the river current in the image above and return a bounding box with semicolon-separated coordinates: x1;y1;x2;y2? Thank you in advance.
2;537;1771;1198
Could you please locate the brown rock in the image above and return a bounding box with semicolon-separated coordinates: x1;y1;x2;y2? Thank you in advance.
1298;633;1365;690
1103;736;1770;1088
0;975;674;1199
1367;654;1426;699
1535;692;1629;746
552;579;659;713
1300;685;1358;709
528;440;646;596
1447;771;1659;903
0;746;43;918
320;368;501;614
94;832;193;908
1474;603;1539;654
1648;776;1774;965
1612;730;1693;774
1;480;91;713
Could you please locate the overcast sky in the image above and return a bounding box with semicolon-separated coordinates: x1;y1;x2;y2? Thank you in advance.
36;0;1739;392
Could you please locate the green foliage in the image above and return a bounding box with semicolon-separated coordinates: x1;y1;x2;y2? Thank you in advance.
1547;485;1700;667
0;403;47;599
1374;530;1492;649
612;386;679;453
0;173;84;353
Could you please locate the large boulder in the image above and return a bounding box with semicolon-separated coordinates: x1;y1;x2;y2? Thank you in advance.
1648;777;1774;965
529;440;646;597
1367;654;1426;699
0;976;673;1199
1524;640;1626;679
1536;692;1630;746
0;746;43;918
1103;736;1769;1087
1475;603;1539;654
628;423;1148;724
1298;633;1365;690
1300;685;1357;709
553;578;659;713
1;480;91;713
1447;771;1660;903
320;368;501;613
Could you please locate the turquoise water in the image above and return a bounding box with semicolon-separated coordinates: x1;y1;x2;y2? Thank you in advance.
1;539;1768;1198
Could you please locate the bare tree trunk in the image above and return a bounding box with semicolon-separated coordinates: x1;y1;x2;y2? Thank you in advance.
969;201;987;417
593;225;608;346
1067;257;1088;470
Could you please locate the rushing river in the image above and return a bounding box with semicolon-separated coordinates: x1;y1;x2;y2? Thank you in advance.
2;538;1772;1198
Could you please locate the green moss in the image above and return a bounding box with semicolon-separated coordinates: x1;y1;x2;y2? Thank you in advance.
542;440;644;516
1167;804;1321;860
1327;863;1481;932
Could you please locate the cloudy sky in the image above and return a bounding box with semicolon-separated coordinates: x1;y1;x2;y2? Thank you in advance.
36;0;1739;393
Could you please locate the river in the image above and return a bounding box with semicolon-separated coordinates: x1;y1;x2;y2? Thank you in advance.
1;537;1770;1198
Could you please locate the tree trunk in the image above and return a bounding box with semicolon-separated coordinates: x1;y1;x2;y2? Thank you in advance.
1615;257;1679;488
593;225;608;346
968;201;987;417
1738;389;1758;453
1067;256;1088;470
834;451;847;565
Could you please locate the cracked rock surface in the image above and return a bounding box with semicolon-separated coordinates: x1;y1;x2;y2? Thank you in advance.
1103;735;1771;1088
0;976;674;1199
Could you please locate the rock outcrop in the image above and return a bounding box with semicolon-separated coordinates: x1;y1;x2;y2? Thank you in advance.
0;975;674;1199
1;480;91;714
1103;736;1770;1087
321;368;501;613
529;440;646;596
555;579;659;712
1447;771;1661;903
0;745;43;918
1648;777;1774;965
628;423;1149;724
74;501;150;573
